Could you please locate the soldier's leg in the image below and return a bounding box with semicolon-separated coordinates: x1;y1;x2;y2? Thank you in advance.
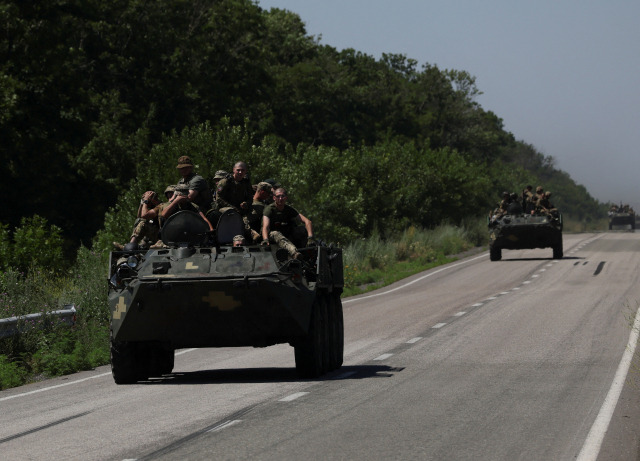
269;231;300;258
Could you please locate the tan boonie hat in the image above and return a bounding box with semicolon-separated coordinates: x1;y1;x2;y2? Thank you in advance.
213;170;228;180
176;156;193;168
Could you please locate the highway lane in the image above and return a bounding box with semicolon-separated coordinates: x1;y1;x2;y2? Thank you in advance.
1;232;639;460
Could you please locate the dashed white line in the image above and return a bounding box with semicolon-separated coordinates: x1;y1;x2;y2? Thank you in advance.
454;311;467;317
499;292;510;295
207;420;242;433
472;303;484;307
374;353;394;361
279;392;309;402
531;274;540;278
406;337;422;344
523;281;532;284
486;296;497;300
432;323;447;329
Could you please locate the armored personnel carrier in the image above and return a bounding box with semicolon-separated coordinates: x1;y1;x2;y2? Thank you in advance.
608;211;635;230
108;210;344;384
488;212;563;261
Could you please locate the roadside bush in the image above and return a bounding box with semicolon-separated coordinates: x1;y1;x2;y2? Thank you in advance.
0;355;26;390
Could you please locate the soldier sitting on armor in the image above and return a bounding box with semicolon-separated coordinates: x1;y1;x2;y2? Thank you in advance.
534;191;558;217
261;187;314;260
246;182;273;243
113;190;163;250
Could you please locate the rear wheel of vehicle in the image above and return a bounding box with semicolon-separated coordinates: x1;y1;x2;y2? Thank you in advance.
111;332;146;384
489;245;502;261
331;292;344;370
295;295;325;378
146;343;175;377
552;242;563;259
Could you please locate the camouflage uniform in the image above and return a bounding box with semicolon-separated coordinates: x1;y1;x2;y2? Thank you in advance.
262;202;301;256
216;176;254;213
247;182;272;234
130;217;160;246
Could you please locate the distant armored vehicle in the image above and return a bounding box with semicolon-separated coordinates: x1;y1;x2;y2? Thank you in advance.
488;212;563;261
608;210;635;230
108;210;344;384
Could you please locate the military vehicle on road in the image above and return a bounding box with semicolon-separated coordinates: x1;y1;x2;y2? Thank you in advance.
108;210;344;384
608;211;635;230
488;212;563;261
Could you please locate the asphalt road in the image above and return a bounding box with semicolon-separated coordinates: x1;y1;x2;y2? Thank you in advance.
1;232;640;460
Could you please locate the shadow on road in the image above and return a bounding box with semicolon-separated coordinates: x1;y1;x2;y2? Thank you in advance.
143;364;404;385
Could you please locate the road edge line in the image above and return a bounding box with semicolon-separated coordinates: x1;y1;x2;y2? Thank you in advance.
576;306;640;461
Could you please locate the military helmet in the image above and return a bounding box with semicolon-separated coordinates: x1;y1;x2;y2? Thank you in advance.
164;184;176;194
213;170;228;180
263;178;282;189
536;186;543;193
545;191;551;197
256;181;272;193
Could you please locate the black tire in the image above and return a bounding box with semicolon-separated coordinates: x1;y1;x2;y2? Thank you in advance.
146;343;175;377
552;242;563;259
111;331;146;384
489;245;502;261
295;295;325;378
331;292;344;370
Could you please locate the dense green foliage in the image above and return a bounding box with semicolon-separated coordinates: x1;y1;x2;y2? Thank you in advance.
2;0;605;252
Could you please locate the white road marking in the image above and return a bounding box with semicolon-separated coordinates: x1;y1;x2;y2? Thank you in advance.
486;297;497;300
531;274;540;278
522;281;531;284
472;303;484;307
279;392;309;402
432;323;447;329
499;292;510;295
454;312;466;317
207;420;242;433
512;287;521;290
406;337;422;344
577;306;640;461
0;372;112;402
374;353;393;361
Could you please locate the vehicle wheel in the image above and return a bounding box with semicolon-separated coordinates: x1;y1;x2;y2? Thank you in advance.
552;242;563;259
146;343;175;377
489;245;502;261
295;295;325;378
111;331;146;384
331;292;344;370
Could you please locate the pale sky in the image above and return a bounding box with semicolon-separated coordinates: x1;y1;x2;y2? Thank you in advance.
257;0;640;210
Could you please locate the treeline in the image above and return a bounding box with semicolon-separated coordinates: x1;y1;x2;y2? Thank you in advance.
1;0;605;256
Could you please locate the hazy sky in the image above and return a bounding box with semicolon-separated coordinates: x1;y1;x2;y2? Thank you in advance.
257;0;640;209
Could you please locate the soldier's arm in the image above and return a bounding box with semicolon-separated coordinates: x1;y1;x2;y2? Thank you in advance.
261;215;271;243
298;213;313;238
